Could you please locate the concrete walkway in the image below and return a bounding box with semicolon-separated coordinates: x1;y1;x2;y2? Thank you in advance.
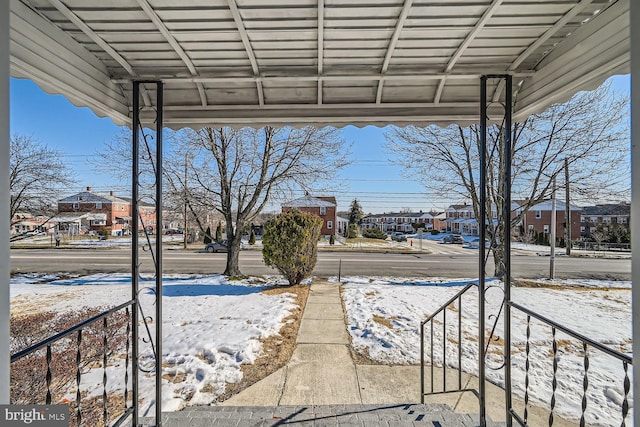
221;282;571;426
224;282;361;406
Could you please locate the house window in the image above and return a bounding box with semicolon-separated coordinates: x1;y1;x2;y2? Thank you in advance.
96;202;102;209
73;202;79;209
543;225;549;233
91;220;106;226
619;217;628;224
327;220;333;230
528;225;534;231
535;211;541;219
602;217;611;224
320;207;326;215
580;216;585;222
581;226;585;232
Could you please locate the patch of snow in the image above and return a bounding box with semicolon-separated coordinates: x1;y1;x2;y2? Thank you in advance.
10;273;299;413
338;276;632;426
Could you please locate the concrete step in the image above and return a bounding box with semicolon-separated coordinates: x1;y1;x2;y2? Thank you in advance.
141;404;506;426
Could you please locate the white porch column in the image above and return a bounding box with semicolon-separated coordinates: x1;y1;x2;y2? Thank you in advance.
0;0;11;404
632;0;639;423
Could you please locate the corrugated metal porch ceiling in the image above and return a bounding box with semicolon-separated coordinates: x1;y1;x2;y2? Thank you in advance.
9;0;630;128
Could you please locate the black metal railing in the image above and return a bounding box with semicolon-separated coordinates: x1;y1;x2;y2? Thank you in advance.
11;300;136;427
507;302;633;427
420;283;477;401
419;282;633;427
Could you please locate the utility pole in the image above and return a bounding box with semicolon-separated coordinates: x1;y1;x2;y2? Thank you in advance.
565;158;571;256
550;178;556;279
183;154;188;249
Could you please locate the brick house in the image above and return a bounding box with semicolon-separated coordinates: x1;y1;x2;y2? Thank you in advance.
281;195;337;236
444;204;476;234
56;187;157;235
580;203;630;238
522;199;581;238
10;212;51;235
433;212;447;231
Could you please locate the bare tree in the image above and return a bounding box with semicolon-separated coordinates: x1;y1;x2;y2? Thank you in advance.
9;134;74;225
93;129;215;237
386;83;628;277
180;126;349;276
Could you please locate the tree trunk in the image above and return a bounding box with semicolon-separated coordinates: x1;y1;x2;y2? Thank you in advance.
492;245;506;278
224;219;244;277
224;237;242;276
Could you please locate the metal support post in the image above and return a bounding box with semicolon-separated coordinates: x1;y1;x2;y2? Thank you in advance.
550;179;556;279
565;159;571;256
478;76;488;427
131;82;140;425
0;0;10;404
481;73;513;426
155;82;164;426
631;3;640;424
503;74;513;427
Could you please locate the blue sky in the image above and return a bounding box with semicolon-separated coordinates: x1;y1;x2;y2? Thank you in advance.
10;75;630;214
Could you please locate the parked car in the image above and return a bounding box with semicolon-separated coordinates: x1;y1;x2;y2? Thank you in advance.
443;234;464;244
205;240;229;253
390;232;407;242
204;240;246;253
165;229;183;235
467;238;490;248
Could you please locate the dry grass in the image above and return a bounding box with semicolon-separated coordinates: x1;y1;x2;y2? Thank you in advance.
349;345;384;365
514;279;629;291
216;284;309;402
162;372;186;384
373;314;394;329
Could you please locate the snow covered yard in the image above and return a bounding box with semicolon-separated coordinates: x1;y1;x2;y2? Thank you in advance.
10;273;301;414
339;276;632;426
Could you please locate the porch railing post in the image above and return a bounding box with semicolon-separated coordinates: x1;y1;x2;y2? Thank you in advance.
155;81;164;427
479;75;488;427
0;0;9;404
131;81;140;425
503;74;513;427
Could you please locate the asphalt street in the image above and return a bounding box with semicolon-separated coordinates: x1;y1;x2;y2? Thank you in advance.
10;248;631;280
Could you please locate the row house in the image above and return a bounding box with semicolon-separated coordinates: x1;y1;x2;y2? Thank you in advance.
444;204;477;234
361;211;434;233
445;202;522;235
580;203;630;238
281;195;337;236
55;187;156;236
522;199;582;238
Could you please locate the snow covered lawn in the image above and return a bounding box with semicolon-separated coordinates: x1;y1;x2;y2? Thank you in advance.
10;273;300;414
339;276;632;426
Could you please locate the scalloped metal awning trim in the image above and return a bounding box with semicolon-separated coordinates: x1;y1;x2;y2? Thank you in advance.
9;0;629;129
